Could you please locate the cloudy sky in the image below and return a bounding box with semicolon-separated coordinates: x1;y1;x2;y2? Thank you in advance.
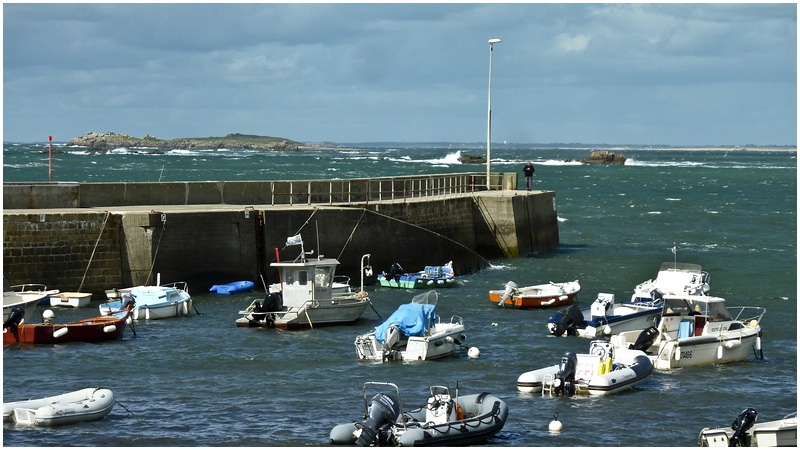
3;2;797;146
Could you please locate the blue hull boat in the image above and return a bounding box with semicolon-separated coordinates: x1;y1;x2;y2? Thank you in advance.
210;281;255;295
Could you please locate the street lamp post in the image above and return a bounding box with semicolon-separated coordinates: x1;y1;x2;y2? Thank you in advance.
486;38;501;190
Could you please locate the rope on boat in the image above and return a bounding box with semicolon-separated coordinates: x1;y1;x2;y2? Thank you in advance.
505;408;533;434
336;208;367;260
362;208;493;268
145;211;167;286
114;399;135;417
78;211;111;292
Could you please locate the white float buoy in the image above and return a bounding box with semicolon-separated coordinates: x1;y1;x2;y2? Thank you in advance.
603;324;612;335
468;347;480;358
549;412;563;433
103;325;117;333
53;327;68;338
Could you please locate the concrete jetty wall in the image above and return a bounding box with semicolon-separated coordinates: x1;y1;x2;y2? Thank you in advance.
3;173;559;296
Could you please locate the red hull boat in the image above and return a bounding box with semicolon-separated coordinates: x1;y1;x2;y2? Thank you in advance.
3;304;132;345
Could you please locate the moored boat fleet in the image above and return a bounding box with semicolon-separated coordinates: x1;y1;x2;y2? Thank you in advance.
4;244;784;446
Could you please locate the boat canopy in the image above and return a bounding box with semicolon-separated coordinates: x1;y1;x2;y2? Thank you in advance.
662;295;733;321
374;302;437;343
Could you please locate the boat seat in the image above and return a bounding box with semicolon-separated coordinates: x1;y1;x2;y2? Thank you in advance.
678;319;694;338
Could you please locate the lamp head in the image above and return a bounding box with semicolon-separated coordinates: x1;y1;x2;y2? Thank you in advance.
488;38;502;44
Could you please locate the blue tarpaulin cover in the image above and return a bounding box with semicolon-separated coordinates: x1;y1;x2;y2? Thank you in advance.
375;302;437;343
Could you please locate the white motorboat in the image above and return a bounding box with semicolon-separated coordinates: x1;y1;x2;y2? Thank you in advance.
546;293;663;338
610;294;766;370
49;292;92;308
237;236;373;330
354;290;466;362
632;261;710;302
99;281;192;320
10;283;60;306
3;387;115;426
3;278;48;323
517;340;653;396
330;382;508;446
699;408;797;447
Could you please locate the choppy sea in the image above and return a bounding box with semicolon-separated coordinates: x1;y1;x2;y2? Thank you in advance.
2;143;797;447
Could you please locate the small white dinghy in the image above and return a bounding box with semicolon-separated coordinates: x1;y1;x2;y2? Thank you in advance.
517;340;653;396
3;387;115;426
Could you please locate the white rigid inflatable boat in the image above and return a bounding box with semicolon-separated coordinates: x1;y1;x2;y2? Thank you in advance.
517;340;653;396
3;387;115;426
330;382;508;446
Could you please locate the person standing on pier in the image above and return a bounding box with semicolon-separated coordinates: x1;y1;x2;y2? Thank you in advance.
523;161;535;190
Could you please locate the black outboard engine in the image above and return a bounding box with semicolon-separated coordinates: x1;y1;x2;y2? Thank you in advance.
548;304;584;337
389;263;404;282
630;326;659;351
3;306;25;331
553;352;577;397
650;288;664;303
121;293;136;310
261;292;282;312
354;392;400;446
730;408;758;447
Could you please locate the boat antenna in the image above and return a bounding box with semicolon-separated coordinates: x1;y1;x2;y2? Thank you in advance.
315;220;321;260
672;244;677;268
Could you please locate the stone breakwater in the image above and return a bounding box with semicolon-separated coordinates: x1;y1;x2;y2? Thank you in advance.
66;132;301;153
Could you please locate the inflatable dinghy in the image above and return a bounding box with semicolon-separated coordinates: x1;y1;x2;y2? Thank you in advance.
330;382;507;446
3;387;115;426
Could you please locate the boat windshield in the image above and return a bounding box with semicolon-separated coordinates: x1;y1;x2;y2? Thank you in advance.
663;297;733;321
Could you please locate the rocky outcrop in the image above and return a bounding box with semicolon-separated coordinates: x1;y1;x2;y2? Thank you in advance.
581;150;626;165
458;153;487;164
67;132;302;153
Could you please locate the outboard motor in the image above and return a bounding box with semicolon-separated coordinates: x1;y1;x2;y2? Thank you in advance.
630;326;659;351
121;293;136;310
730;408;758;447
354;392;400;446
382;324;401;359
548;304;584;337
261;292;282;312
497;281;518;307
649;288;664;303
553;352;577;397
3;306;25;331
389;263;404;282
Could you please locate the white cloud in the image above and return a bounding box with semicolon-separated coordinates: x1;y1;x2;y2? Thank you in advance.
554;33;592;54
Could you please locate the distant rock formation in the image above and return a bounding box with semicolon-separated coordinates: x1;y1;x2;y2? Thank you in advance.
458;153;487;164
67;132;302;153
581;150;626;165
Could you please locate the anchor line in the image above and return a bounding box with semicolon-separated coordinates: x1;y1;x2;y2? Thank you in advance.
337;208;367;260
279;208;319;254
363;208;492;268
114;399;136;417
78;211;111;292
145;213;167;286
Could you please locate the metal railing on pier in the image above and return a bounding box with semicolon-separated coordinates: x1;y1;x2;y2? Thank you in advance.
271;172;517;206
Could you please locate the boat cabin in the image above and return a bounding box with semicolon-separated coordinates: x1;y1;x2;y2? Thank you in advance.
659;295;735;339
271;257;341;309
653;262;710;295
